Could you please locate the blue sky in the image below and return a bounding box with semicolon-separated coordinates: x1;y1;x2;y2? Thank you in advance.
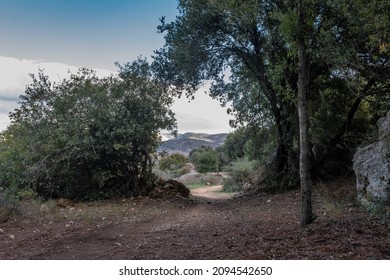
0;0;177;70
0;0;233;133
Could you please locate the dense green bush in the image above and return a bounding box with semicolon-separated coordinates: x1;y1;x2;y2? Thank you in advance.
159;153;188;171
189;146;220;173
0;59;176;200
219;126;277;165
223;158;257;192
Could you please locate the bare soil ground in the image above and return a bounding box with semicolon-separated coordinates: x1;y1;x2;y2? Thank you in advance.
1;178;389;260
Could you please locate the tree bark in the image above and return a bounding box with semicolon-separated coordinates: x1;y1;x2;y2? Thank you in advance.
298;0;313;226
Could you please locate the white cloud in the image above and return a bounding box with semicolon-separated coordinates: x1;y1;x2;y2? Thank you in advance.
172;93;233;134
0;56;233;134
0;56;113;131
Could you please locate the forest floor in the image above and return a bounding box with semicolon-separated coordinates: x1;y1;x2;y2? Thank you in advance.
1;177;389;260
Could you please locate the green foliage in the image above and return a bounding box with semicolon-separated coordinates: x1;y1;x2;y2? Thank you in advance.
0;59;176;200
158;153;189;178
223;158;257;192
159;153;188;171
364;195;390;226
219;126;277;165
0;127;28;197
154;0;390;184
189;146;220;173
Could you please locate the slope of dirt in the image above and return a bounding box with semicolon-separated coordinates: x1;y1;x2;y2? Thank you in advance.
0;180;389;260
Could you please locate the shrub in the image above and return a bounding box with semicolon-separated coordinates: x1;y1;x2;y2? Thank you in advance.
0;59;176;200
159;153;188;171
223;158;256;192
189;146;220;173
157;153;190;178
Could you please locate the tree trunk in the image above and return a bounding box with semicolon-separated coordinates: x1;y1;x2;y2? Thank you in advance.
275;116;299;186
298;0;313;226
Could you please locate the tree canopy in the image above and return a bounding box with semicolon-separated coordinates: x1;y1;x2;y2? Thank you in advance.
153;0;390;186
0;59;176;200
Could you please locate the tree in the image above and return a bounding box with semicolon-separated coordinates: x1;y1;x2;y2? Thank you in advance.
153;0;301;186
154;0;390;183
218;126;277;165
297;0;313;225
2;59;176;199
159;153;188;171
306;0;390;171
189;146;220;173
154;0;389;226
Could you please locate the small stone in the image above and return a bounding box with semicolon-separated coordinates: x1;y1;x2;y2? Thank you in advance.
40;203;49;213
9;234;15;239
267;199;271;203
0;228;4;234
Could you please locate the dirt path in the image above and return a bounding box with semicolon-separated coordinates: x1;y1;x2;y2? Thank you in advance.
1;181;390;259
190;185;237;201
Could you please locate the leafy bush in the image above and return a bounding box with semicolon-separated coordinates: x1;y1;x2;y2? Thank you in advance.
189;146;220;173
0;193;19;223
218;126;277;167
159;153;188;171
0;59;176;200
223;158;256;192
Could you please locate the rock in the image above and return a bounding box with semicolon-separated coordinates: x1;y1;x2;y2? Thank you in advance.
149;179;190;198
40;203;49;213
9;234;15;239
353;111;390;206
57;198;75;208
0;228;4;234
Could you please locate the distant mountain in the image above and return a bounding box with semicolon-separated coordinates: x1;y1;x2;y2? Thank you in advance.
158;132;228;155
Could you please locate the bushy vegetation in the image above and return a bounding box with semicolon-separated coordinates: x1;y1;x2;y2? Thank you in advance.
158;153;190;178
189;146;220;173
0;59;176;200
223;158;257;192
218;126;277;165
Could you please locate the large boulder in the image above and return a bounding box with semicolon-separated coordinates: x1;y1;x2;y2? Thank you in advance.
149;179;190;199
353;111;390;206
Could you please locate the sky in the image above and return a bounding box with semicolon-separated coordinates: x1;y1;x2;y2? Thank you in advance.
0;0;233;134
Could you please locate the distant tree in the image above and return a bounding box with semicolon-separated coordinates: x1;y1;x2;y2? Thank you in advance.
219;126;277;165
159;153;188;171
1;58;176;199
189;146;220;173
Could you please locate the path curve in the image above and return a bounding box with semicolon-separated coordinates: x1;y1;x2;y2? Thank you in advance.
190;185;237;201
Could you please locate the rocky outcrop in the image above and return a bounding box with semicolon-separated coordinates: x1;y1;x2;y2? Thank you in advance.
149;179;190;199
353;111;390;206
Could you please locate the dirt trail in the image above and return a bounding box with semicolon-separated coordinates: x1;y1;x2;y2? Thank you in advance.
190;185;237;201
1;181;390;259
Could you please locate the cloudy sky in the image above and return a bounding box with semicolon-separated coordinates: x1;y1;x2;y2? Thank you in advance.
0;0;233;134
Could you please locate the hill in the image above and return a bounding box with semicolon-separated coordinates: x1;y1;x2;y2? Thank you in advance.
159;132;228;155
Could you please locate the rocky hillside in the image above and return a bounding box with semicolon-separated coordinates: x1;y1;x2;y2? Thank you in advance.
159;132;228;155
